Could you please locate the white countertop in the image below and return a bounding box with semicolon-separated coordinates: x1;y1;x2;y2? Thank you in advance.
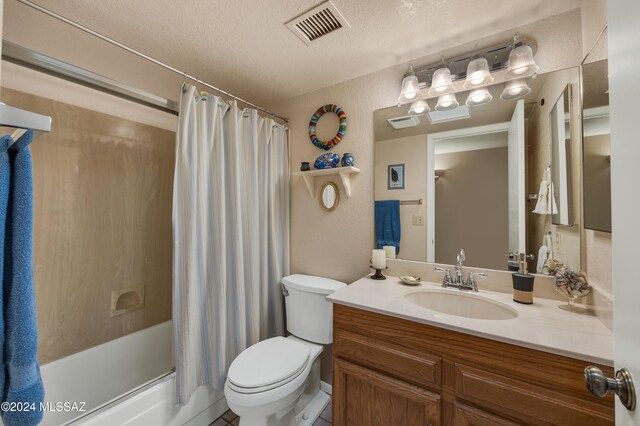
327;275;614;366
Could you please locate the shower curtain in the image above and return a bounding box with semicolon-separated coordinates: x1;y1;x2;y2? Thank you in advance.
172;84;289;405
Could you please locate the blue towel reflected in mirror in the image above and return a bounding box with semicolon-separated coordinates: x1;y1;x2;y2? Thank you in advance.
375;200;401;255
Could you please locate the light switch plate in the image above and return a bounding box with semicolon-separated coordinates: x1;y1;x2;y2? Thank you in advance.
413;215;424;226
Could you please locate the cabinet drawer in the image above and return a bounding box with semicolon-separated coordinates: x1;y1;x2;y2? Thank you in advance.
454;364;613;425
453;402;521;426
334;328;441;390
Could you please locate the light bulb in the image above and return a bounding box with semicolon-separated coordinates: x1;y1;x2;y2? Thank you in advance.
464;57;493;89
429;67;454;96
469;72;484;85
409;99;430;115
435;93;459;111
398;66;422;104
505;43;539;80
466;88;492;106
500;79;531;100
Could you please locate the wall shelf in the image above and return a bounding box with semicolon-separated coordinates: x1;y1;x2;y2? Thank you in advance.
293;166;360;198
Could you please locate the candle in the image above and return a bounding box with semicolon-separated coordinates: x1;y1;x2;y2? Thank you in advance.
371;249;386;270
383;245;396;259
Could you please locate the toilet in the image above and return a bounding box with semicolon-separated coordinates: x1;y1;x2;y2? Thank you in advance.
224;274;346;426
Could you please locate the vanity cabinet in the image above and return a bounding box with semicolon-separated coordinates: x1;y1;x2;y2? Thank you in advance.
332;304;614;425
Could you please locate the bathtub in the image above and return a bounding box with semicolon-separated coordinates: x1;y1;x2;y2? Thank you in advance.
38;321;227;426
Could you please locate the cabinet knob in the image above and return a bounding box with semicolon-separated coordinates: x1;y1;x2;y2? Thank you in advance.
584;366;636;411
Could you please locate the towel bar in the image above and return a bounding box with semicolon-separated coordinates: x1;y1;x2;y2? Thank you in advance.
400;199;422;205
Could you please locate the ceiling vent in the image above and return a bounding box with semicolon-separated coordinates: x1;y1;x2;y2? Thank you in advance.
427;106;471;124
387;115;420;129
285;1;350;45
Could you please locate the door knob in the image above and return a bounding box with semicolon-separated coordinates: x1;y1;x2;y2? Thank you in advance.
584;366;636;411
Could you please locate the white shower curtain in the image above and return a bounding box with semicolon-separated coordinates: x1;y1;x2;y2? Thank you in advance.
173;84;289;405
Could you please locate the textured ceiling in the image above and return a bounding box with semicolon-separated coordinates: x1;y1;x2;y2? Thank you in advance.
4;0;584;106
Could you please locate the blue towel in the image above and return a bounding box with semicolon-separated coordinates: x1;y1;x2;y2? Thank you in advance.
0;136;11;406
374;200;401;254
2;130;44;425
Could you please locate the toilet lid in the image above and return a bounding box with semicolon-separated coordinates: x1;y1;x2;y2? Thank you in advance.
227;337;310;389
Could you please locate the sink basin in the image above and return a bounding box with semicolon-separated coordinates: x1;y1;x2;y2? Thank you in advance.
404;289;519;320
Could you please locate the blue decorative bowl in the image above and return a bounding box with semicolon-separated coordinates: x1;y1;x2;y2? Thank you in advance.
314;153;340;169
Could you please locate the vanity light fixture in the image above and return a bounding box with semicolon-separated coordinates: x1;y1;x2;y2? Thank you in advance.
409;99;430;115
398;65;422;104
463;56;493;89
500;78;531;100
402;34;537;95
466;88;493;106
505;33;539;80
435;93;459;111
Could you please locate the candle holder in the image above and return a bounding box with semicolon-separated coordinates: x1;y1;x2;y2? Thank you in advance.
370;267;387;280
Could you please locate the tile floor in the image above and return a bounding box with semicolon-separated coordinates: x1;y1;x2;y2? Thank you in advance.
210;400;332;426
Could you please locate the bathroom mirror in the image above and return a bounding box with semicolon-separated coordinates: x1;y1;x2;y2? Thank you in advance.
582;59;611;232
374;66;582;273
319;182;339;211
549;85;574;226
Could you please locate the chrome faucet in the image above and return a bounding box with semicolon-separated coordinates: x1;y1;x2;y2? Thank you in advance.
434;248;487;291
454;248;465;283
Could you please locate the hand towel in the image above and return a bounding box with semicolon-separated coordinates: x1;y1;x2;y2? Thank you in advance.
536;245;548;273
544;232;554;260
375;200;401;254
533;167;558;215
2;130;45;426
532;180;549;214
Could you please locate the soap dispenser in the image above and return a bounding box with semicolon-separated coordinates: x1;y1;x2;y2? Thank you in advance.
512;252;535;304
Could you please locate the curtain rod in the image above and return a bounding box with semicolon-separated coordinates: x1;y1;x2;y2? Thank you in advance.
16;0;289;123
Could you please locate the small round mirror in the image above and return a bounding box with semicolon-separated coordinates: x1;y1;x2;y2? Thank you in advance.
319;182;339;211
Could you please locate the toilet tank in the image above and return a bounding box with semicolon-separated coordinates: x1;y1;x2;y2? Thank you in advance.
282;274;346;344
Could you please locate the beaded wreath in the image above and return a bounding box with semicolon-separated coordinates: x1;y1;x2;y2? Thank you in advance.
308;104;347;150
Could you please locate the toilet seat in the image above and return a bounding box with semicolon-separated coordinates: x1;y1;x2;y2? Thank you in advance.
227;336;310;394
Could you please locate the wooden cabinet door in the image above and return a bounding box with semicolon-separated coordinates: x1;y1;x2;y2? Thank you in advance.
453;402;521;426
333;358;440;426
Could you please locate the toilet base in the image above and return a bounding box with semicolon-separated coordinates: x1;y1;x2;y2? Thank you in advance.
294;389;330;426
238;390;329;426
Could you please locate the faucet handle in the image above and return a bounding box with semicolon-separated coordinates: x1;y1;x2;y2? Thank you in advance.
467;272;487;292
434;267;452;287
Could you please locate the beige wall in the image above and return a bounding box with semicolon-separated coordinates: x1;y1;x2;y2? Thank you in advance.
273;9;585;285
583;134;612;231
374;135;427;261
435;147;509;270
581;0;608;59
